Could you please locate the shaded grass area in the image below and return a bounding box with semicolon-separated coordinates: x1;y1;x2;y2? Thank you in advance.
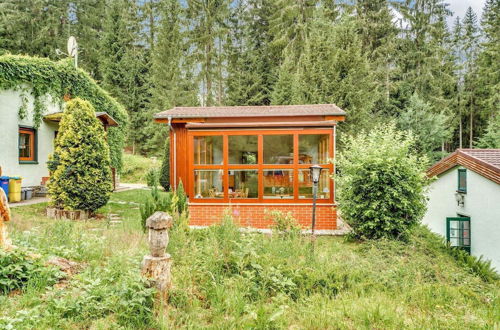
1;189;499;329
120;153;159;184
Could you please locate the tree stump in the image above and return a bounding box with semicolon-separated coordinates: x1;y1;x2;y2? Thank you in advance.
141;211;173;303
46;208;90;220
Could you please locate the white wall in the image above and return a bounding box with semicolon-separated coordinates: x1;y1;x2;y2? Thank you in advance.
0;89;60;186
423;166;500;271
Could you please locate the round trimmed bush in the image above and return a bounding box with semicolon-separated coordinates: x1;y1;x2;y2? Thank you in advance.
48;98;113;212
337;123;429;240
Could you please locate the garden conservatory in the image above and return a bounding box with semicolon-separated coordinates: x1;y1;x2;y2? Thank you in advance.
154;104;346;232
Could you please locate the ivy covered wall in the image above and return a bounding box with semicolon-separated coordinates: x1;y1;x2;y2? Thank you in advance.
0;55;128;171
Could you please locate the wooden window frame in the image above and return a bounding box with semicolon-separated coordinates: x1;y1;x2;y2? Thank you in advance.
18;126;37;164
446;216;471;253
188;128;334;204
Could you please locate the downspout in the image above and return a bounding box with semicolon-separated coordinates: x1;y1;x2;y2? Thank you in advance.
333;125;336;203
167;116;177;190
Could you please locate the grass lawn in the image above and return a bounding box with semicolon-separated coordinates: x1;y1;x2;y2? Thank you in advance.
1;189;499;329
120;153;160;184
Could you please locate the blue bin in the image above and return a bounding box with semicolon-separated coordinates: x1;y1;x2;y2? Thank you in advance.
0;176;9;196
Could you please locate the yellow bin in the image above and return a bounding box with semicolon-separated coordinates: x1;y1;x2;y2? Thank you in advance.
8;177;22;203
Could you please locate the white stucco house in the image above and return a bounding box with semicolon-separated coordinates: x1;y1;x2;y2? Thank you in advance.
423;149;500;271
0;90;119;188
0;90;60;187
0;55;126;194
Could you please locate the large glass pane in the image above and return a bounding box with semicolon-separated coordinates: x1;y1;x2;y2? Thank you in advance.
263;135;293;164
299;134;330;164
298;169;330;199
194;170;223;198
263;169;293;199
229;135;258;164
228;170;258;198
194;136;223;165
19;133;31;158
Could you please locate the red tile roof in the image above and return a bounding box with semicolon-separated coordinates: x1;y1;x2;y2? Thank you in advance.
427;149;500;185
154;104;346;119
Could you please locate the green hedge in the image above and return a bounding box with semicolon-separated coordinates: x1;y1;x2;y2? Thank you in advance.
0;54;128;171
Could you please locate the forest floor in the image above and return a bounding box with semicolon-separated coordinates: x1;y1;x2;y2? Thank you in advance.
1;189;499;329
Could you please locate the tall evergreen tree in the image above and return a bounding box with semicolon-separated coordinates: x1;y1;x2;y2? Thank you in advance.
0;0;70;58
186;0;230;106
461;7;481;148
226;0;278;105
475;0;500;142
72;0;107;79
273;14;378;135
145;0;198;156
100;0;150;154
395;0;456;113
353;0;399;115
270;0;316;65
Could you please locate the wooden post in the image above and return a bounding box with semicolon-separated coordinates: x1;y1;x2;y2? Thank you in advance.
141;211;173;302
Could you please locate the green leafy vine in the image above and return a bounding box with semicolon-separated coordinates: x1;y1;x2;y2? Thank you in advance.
0;55;128;171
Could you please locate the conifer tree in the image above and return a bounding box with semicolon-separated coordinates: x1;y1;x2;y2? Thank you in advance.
48;98;113;212
186;0;230;106
273;14;378;135
100;0;151;154
476;0;500;140
353;0;399;115
397;94;451;160
146;0;198;156
72;0;107;79
0;0;70;58
395;0;456;113
461;7;480;148
159;138;171;191
226;0;278;105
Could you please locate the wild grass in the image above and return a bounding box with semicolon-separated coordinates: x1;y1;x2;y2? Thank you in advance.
120;153;160;184
1;189;499;329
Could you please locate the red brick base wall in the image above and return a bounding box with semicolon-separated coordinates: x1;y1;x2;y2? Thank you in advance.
188;204;337;230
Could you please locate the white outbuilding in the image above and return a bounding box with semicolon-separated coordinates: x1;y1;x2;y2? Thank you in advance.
423;149;500;271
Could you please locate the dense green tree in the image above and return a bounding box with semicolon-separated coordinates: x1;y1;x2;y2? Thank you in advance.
476;115;500;148
397;94;451;161
0;0;70;58
337;123;429;240
145;0;198;156
71;1;107;79
461;7;481;148
150;0;198;112
353;0;399;115
395;0;456;113
48;98;113;212
475;0;500;141
273;15;378;135
159;138;171;191
100;0;151;154
225;0;278;106
270;0;316;63
186;0;230;106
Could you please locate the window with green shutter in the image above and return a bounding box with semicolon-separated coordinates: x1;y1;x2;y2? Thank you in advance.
446;217;471;253
457;169;467;193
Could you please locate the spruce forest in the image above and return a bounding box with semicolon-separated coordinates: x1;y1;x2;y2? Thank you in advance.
1;0;498;159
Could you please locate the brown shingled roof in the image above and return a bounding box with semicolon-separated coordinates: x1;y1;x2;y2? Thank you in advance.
427;149;500;185
154;104;346;119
